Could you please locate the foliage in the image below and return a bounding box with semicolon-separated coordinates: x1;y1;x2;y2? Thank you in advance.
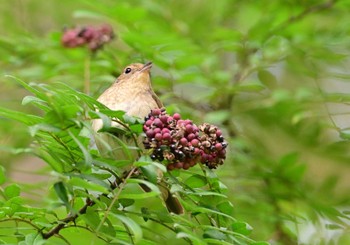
0;79;264;244
1;0;350;244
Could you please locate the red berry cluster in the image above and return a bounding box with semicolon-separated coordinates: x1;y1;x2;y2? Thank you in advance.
61;24;114;51
143;109;227;170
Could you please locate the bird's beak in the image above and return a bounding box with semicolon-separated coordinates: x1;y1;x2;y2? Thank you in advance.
140;62;153;72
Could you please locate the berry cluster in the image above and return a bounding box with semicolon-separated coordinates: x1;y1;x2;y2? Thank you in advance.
61;24;114;51
143;109;227;170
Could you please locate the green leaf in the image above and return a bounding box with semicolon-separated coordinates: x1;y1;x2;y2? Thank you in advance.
203;228;227;240
68;130;92;169
113;214;143;244
0;107;42;125
231;222;253;235
119;199;135;208
53;182;69;206
217;201;234;216
251;242;270;245
73;9;105;20
0;166;5;185
126;179;161;195
29;123;61;136
83;206;102;229
235;83;266;92
4;184;20;199
176;231;206;245
139;164;159;185
325;223;344;230
5;75;43;99
258;70;277;89
203;238;232;245
68;177;109;194
185;174;207;188
339;128;350;140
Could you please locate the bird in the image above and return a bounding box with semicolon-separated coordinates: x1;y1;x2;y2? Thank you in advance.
92;62;184;214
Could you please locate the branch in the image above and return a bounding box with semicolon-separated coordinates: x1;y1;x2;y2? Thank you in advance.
42;168;135;239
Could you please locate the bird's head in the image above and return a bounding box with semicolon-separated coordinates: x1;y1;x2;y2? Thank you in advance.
117;62;153;85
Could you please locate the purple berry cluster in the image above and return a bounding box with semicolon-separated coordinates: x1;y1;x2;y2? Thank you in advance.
61;24;114;51
143;109;227;170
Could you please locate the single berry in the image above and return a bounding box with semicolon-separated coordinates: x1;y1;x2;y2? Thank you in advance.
174;162;183;169
191;139;199;147
187;133;196;141
162;128;170;134
215;143;223;151
162;133;171;141
173;113;181;121
180;137;188;146
153;118;163;128
160;115;168;124
218;149;226;157
154;128;161;134
185;124;193;133
193;148;201;155
151;108;161;116
145;120;153;127
146;129;155;138
155;133;162;141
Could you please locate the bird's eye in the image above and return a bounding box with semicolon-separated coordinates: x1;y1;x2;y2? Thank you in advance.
125;67;132;74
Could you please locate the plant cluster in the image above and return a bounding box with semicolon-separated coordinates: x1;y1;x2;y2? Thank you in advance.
143;108;227;170
61;24;114;51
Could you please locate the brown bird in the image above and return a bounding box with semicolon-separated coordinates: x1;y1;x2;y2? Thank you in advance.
92;62;184;214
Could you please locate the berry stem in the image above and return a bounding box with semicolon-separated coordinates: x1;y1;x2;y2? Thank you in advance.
84;54;91;95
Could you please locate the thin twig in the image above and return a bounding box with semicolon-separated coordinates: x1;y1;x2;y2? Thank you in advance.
95;167;137;233
84;55;91;95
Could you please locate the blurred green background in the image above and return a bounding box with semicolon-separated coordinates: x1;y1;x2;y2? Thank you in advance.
1;0;350;244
